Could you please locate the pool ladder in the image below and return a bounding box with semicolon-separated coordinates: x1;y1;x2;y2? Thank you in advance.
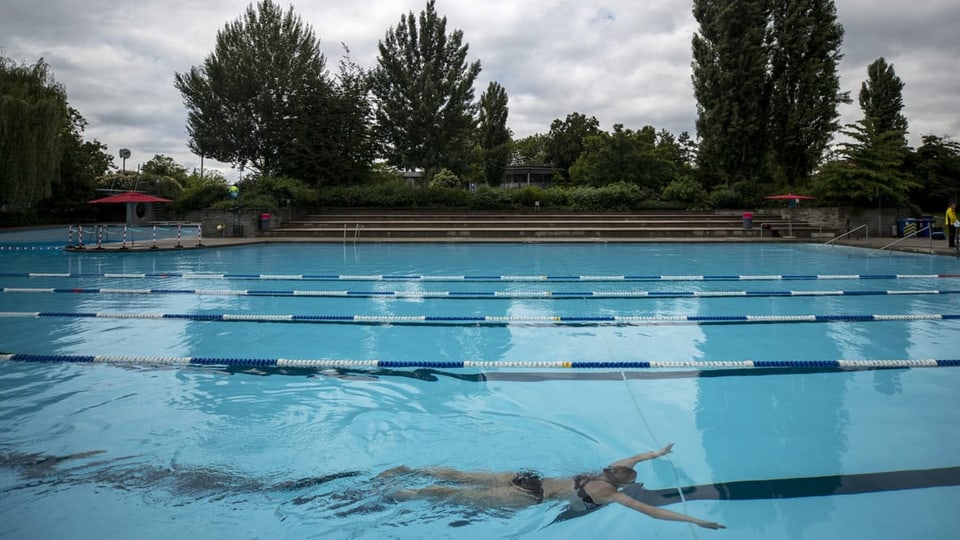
343;224;361;244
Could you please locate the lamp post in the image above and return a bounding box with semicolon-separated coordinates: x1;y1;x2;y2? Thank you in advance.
119;148;131;173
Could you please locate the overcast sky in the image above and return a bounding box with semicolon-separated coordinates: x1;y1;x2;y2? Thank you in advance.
3;0;958;180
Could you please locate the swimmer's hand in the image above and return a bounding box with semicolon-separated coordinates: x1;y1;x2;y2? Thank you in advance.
696;519;726;530
657;443;674;457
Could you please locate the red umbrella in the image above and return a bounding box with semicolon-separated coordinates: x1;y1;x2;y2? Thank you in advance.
89;192;172;204
89;192;172;224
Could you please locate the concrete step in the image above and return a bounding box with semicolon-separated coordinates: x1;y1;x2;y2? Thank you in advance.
264;211;828;241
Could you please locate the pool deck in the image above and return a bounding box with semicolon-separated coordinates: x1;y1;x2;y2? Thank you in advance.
61;234;960;256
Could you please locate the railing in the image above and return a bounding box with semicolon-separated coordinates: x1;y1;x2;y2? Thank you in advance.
66;223;201;250
825;224;869;245
872;226;933;255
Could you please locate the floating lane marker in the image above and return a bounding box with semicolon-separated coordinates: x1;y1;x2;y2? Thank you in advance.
2;287;958;300
2;311;958;326
2;353;958;371
3;272;959;283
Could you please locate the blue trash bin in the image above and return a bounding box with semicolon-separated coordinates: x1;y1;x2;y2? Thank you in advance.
917;217;934;237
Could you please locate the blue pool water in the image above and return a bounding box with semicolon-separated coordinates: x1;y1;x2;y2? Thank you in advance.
1;242;959;539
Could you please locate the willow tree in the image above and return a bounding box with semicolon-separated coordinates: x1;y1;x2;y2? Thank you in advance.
371;0;481;176
0;57;67;205
175;0;331;176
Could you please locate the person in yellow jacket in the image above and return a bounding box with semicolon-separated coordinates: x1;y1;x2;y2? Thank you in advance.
947;201;958;248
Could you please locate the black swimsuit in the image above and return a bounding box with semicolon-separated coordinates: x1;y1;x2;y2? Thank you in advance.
573;474;602;509
511;471;544;503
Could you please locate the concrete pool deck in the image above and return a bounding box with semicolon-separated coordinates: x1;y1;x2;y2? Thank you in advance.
60;233;959;256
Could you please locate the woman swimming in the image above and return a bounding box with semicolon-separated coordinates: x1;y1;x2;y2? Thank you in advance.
381;442;725;530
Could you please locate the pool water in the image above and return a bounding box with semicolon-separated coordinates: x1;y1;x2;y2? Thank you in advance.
1;242;959;539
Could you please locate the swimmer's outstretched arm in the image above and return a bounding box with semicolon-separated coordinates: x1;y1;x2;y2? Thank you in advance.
608;443;674;469
610;492;725;530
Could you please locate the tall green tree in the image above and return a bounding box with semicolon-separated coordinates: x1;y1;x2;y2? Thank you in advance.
175;0;332;176
0;57;67;205
278;50;375;186
766;0;848;186
371;0;482;176
859;58;908;146
813;118;918;206
691;0;770;187
478;81;511;186
692;0;847;189
546;112;600;180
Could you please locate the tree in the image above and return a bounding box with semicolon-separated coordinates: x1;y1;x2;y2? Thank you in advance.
37;107;113;220
546;112;600;180
569;124;676;189
0;57;68;206
512;134;549;165
812;118;918;206
692;0;770;187
175;0;332;176
907;135;960;210
277;48;375;186
858;58;908;146
142;154;188;182
478;81;511;186
371;0;482;176
692;0;847;188
766;0;848;186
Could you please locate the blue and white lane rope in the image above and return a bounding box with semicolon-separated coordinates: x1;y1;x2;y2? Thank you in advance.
1;311;958;325
3;287;960;300
2;353;959;370
2;271;959;282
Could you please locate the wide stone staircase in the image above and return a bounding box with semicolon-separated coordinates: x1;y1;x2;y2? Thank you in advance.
262;210;831;242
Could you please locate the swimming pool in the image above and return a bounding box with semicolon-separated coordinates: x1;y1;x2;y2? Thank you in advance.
1;242;959;539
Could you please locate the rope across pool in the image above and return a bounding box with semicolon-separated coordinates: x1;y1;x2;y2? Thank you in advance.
3;286;960;300
3;271;960;282
3;353;959;371
1;310;958;326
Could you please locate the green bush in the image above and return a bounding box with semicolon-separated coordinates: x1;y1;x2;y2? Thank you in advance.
568;182;645;211
468;186;512;209
173;183;229;212
239;175;317;208
429;168;463;188
512;186;545;206
661;177;706;203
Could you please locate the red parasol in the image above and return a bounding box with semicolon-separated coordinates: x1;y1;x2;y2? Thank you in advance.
89;192;172;224
89;192;172;204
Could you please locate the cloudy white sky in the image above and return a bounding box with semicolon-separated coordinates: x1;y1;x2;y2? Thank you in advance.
3;0;959;179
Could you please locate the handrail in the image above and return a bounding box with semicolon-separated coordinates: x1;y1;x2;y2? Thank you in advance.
825;224;869;245
872;226;932;254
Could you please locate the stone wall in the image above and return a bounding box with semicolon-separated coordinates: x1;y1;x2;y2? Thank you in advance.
790;207;934;238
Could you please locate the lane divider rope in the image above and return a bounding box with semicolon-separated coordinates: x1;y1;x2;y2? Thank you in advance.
1;310;958;325
2;271;959;282
3;286;959;300
2;353;958;370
